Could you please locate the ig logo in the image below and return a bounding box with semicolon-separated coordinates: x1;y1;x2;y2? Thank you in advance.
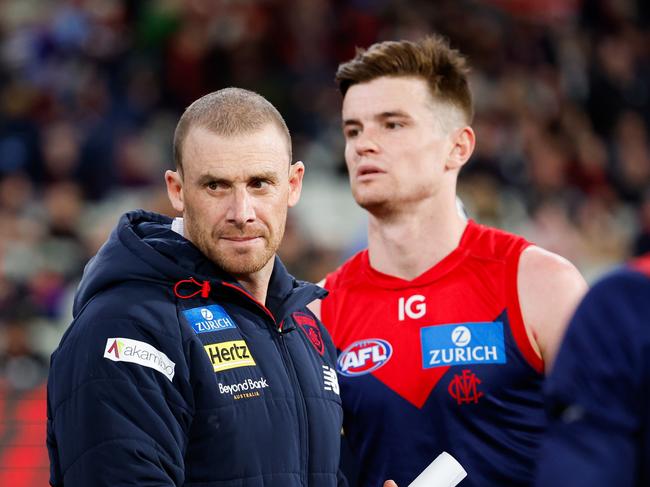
398;295;426;321
201;308;214;321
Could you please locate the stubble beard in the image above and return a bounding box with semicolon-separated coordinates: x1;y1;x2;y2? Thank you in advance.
185;216;283;277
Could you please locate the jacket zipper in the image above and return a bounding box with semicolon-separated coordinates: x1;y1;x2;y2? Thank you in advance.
219;282;309;485
278;330;309;486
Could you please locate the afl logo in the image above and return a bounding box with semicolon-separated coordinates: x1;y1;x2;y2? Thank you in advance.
337;339;393;377
200;308;214;321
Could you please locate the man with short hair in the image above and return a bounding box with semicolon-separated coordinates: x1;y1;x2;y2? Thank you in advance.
311;36;588;487
47;88;344;486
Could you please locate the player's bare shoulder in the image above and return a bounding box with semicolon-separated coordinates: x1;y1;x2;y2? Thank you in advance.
518;246;588;371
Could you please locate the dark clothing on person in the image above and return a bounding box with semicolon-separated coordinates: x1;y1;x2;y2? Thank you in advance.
536;254;650;487
47;210;344;487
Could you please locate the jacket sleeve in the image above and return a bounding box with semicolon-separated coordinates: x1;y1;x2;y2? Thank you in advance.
535;271;647;487
47;316;192;487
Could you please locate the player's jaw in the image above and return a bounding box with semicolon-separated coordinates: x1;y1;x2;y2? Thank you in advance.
349;176;394;213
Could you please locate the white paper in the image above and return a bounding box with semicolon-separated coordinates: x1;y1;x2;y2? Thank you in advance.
407;451;467;487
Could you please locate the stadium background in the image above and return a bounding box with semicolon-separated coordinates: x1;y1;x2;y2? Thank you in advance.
0;0;648;484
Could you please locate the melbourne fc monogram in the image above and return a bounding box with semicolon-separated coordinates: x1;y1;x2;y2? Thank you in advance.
448;369;484;405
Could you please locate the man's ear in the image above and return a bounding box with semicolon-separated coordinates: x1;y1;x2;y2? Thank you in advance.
165;170;184;213
447;126;476;171
287;161;305;208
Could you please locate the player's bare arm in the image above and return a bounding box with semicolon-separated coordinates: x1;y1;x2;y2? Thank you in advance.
518;246;588;373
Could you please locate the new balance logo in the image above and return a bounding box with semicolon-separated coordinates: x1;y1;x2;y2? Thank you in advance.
323;365;340;395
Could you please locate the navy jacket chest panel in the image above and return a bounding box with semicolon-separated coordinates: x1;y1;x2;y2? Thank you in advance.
178;301;342;483
178;301;339;407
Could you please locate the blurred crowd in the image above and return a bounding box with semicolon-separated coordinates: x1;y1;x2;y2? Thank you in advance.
0;0;649;390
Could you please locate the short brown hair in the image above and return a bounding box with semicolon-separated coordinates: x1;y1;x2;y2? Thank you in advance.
173;87;291;173
335;35;473;124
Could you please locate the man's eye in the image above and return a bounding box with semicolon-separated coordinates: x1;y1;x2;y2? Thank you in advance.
386;121;403;130
344;128;360;138
250;179;270;189
206;181;223;190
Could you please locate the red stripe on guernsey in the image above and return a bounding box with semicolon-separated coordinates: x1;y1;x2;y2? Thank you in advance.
631;253;650;277
505;245;544;374
0;385;49;487
325;274;450;409
221;282;278;328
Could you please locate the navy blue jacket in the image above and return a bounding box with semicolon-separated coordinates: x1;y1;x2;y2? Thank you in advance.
536;256;650;487
46;210;344;486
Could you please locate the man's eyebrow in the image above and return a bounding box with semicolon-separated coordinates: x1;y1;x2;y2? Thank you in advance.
342;118;361;127
342;110;413;127
195;170;279;185
196;173;228;185
248;170;278;182
376;110;412;120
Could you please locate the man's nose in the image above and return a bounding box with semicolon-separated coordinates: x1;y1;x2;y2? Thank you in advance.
353;128;380;156
226;188;256;226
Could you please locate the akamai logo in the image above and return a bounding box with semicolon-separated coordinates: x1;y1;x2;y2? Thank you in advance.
398;294;426;321
201;308;214;321
104;337;176;381
337;339;393;377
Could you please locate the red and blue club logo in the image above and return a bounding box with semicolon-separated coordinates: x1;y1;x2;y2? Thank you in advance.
337;338;393;377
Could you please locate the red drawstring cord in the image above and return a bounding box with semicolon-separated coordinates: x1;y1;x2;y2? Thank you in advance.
174;279;279;329
174;278;211;299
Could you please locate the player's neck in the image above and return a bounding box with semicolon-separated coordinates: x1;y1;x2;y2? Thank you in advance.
367;198;467;281
232;258;275;305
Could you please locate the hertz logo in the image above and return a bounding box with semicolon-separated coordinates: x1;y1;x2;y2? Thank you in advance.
204;340;256;372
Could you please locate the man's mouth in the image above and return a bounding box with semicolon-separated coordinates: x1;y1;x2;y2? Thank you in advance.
356;164;385;177
221;236;261;242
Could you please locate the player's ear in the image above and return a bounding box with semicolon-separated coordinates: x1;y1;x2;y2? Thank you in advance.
165;170;184;212
447;126;475;171
288;161;305;208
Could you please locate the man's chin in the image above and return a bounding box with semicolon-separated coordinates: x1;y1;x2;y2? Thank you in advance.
211;249;275;277
355;194;390;214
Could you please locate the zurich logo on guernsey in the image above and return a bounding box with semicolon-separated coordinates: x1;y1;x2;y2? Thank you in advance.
420;322;506;368
337;339;393;377
183;304;237;334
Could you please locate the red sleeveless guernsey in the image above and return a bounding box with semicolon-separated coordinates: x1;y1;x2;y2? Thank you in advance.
322;220;545;487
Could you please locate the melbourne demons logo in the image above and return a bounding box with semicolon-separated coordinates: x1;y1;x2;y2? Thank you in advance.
337;339;393;377
293;312;324;355
448;369;484;405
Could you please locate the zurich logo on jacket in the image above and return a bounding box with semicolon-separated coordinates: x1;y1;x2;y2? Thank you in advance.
46;210;345;486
